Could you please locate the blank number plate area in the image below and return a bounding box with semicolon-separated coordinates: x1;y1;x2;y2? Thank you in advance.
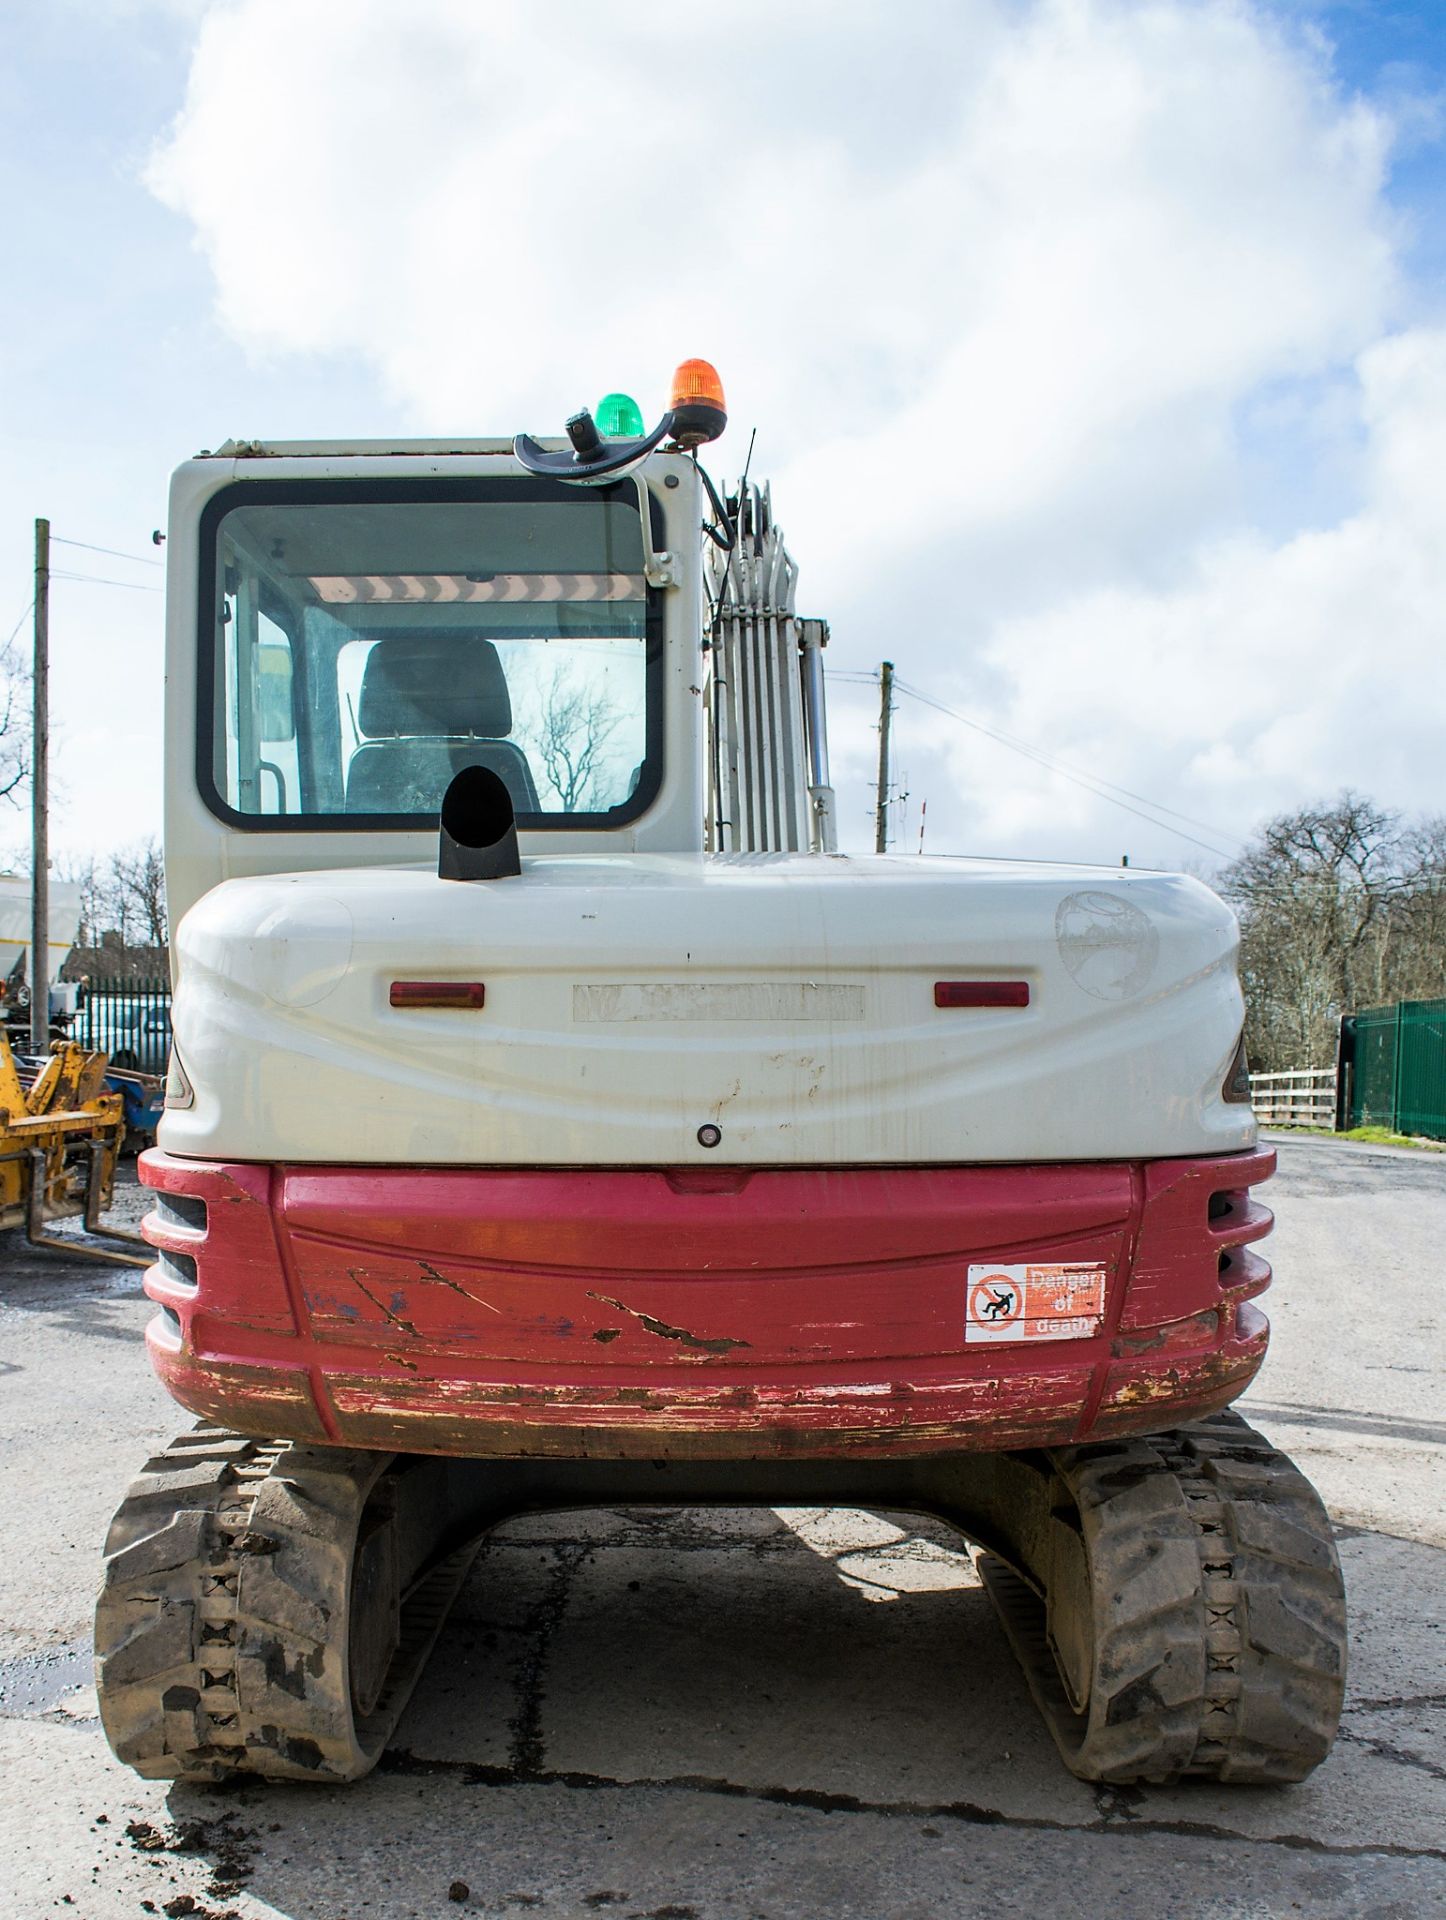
572;984;867;1023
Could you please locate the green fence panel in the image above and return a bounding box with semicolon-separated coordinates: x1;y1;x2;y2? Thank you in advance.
1344;997;1446;1141
1348;1005;1399;1129
1397;997;1446;1143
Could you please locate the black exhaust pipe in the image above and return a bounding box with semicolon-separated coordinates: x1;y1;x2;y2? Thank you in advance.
438;765;521;881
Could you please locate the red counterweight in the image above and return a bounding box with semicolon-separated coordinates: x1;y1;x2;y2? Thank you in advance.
138;1147;1275;1460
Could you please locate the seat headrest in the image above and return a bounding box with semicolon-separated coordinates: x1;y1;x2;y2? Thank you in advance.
357;633;513;738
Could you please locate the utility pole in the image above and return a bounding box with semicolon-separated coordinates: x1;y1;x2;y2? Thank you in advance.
874;659;894;854
30;518;49;1053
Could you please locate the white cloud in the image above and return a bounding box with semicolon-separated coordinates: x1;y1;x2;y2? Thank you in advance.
147;0;1440;865
941;324;1446;861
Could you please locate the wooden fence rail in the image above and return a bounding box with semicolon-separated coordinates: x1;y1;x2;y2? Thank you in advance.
1248;1067;1336;1128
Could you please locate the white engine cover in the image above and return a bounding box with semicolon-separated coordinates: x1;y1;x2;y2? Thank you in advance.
160;853;1254;1166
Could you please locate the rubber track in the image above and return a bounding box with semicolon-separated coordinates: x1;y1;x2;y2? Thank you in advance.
95;1426;478;1783
979;1410;1347;1784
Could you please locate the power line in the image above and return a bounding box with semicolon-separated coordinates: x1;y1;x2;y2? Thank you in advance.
827;665;1240;850
824;665;1240;860
50;571;161;593
2;599;34;653
51;536;162;568
892;675;1237;860
844;671;1444;891
845;672;1446;901
896;674;1242;847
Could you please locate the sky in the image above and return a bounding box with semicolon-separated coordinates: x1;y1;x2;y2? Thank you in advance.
3;0;1446;875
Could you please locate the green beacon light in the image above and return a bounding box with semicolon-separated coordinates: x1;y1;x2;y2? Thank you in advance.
595;391;644;438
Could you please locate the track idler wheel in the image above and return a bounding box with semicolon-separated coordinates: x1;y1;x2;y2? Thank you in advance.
978;1411;1347;1784
95;1427;479;1783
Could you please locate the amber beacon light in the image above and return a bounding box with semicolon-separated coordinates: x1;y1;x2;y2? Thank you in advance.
667;358;728;449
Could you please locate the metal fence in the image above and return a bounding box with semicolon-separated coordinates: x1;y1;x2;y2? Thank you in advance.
1248;1068;1337;1128
1339;997;1446;1142
70;977;172;1076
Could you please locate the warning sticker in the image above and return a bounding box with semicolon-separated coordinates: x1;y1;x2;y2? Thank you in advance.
965;1263;1108;1344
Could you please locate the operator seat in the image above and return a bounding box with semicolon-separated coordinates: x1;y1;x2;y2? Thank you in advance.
344;632;540;815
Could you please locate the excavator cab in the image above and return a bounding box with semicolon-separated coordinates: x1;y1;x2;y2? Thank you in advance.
212;489;649;818
96;364;1348;1792
194;476;666;860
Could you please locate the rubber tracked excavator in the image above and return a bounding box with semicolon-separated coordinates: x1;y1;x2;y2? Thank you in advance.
96;361;1347;1786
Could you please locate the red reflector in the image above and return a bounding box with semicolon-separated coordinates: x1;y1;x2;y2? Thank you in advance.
934;981;1030;1008
389;981;486;1009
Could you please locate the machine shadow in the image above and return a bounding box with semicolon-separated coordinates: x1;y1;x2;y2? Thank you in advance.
161;1503;1072;1918
408;1502;1033;1786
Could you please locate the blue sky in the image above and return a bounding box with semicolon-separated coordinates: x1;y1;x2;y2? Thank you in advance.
1278;0;1446;92
3;0;1446;872
0;2;403;871
1274;2;1446;276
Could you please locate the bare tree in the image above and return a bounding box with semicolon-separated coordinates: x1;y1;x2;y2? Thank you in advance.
517;664;623;811
0;621;29;805
53;850;105;947
1219;791;1446;1070
109;838;168;947
54;839;168;961
1390;813;1446;1003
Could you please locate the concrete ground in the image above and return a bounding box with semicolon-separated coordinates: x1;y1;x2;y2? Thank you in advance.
0;1136;1441;1920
